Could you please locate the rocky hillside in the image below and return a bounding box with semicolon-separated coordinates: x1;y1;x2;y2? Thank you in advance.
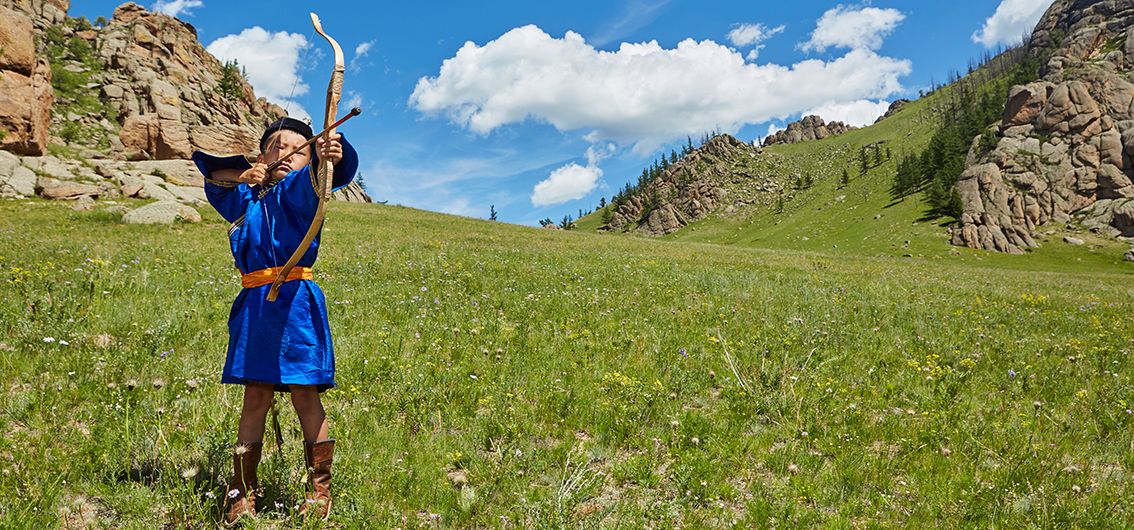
952;0;1134;252
0;0;64;156
599;134;853;236
0;1;370;220
762;115;854;146
602;135;753;235
597;105;908;237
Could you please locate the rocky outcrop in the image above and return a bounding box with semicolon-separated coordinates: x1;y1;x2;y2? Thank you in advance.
952;0;1134;252
1;0;70;29
602;134;756;235
0;3;56;155
93;3;286;160
4;153;203;204
763;115;854;146
0;149;371;209
874;99;910;123
121;200;200;224
0;1;373;207
0;150;37;197
332;181;373;203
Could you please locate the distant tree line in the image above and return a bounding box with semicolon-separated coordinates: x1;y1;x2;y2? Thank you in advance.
538;216;577;230
890;44;1044;219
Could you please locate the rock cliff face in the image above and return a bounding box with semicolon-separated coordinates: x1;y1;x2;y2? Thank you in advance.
602;134;764;235
952;0;1134;252
0;1;372;210
97;3;284;159
874;99;910;123
763;115;854;146
0;0;65;155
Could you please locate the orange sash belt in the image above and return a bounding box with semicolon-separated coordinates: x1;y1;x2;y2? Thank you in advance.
241;266;313;289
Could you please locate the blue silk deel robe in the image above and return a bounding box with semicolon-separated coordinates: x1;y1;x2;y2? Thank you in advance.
193;136;358;392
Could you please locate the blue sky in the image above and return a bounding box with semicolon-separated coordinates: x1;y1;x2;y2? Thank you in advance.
71;1;1053;225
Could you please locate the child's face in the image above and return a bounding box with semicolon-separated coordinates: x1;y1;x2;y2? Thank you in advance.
259;130;312;179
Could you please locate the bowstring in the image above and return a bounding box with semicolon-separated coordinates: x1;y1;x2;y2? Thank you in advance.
264;22;318;273
273;23;318;139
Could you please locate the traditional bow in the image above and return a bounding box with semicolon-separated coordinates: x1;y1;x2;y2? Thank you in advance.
267;12;344;302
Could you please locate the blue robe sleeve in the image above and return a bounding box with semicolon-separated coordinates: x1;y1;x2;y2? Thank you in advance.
331;134;359;192
192;151;253;223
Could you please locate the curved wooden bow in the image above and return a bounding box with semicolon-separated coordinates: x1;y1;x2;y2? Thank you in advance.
267;12;344;302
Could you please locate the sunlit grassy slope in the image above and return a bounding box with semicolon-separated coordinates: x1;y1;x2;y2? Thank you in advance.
2;197;1132;528
576;92;1131;273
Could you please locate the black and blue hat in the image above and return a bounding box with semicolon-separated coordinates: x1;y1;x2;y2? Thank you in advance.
259;117;314;153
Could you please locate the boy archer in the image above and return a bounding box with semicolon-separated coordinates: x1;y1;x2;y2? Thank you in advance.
192;116;358;523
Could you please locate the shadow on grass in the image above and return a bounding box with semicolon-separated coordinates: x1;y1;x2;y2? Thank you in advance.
113;435;305;524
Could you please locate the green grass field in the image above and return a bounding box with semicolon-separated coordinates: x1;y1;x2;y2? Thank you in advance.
2;196;1132;528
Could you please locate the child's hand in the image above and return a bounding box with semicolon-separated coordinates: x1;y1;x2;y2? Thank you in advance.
316;134;343;166
237;163;268;185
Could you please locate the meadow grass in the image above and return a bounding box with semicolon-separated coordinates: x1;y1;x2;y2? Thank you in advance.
1;198;1132;528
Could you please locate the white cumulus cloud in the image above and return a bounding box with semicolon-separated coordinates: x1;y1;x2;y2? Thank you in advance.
531;145;612;207
344;90;363;111
350;40;376;72
802;99;891;127
972;0;1051;48
410;25;910;152
727;23;785;47
799;5;905;53
355;41;374;57
206;27;311;121
531;163;602;207
152;0;202;18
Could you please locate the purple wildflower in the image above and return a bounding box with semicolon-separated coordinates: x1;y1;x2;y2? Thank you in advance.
1008;369;1017;379
679;348;688;358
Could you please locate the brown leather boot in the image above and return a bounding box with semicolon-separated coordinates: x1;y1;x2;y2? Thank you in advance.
224;441;262;525
299;439;334;519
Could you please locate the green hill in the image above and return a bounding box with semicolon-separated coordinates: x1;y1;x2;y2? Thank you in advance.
578;49;1130;269
2;198;1132;527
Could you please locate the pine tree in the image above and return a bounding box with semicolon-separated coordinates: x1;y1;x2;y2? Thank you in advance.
839;168;849;188
489;205;497;221
217;60;249;101
599;197;606;208
601;206;613;224
859;146;869;176
873;144;883;166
